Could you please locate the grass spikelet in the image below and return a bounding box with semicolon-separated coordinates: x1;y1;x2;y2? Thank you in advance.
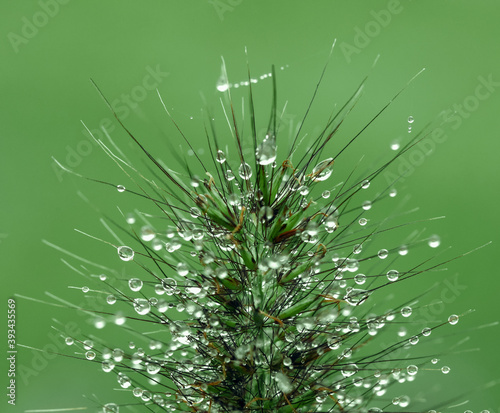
32;55;490;413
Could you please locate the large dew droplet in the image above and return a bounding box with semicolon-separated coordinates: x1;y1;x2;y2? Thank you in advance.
428;235;441;248
238;163;253;180
310;158;334;182
256;134;277;166
102;403;119;413
117;246;134;261
133;298;151;315
216;150;226;163
128;278;143;292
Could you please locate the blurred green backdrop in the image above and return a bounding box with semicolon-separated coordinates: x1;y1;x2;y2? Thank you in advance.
2;0;499;411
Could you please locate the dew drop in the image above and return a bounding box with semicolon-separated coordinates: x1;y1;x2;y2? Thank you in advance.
448;314;459;325
133;298;151;315
140;226;155;242
176;262;189;277
256;134;277;166
354;273;366;285
408;116;414;124
322;190;330;199
238;163;253;180
147;363;161;375
389;188;398;197
341;363;358;377
65;337;74;346
378;249;388;259
441;366;450;374
128;278;143;292
409;335;419;345
431;358;439;364
310;158;334;182
216;150;226;163
116;185;126;193
85;351;96;360
407;365;418;376
225;170;235;181
102;403;119;413
428;235;441;248
358;218;368;226
386;270;399;282
391;140;400;151
401;306;412;317
361;179;370;189
353;244;363;255
117;246;134;262
82;286;90;293
102;360;115;373
190;207;201;218
398;245;408;256
422;327;432;337
362;200;372;210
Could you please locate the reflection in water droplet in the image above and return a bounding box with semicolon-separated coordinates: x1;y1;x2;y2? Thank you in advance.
117;246;134;261
378;249;388;259
428;235;441;248
117;185;126;193
256;134;277;166
310;158;334;182
216;150;226;163
238;163;252;180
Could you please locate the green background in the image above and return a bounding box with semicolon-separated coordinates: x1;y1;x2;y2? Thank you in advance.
2;0;499;411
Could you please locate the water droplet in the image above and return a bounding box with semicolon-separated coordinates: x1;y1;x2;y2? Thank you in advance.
362;200;372;210
112;348;124;362
378;249;388;259
256;134;277;166
118;373;131;388
354;273;366;285
353;244;363;255
422;327;432;336
106;295;116;305
117;246;134;261
133;298;151;315
275;372;293;393
409;335;419;345
407;365;418;376
102;360;115;373
310;158;334;182
116;185;126;193
441;366;450;374
398;245;408;256
401;306;412;317
299;185;309;196
391;140;400;151
140;226;155;242
238;163;252;180
358;218;368;226
344;288;370;306
85;351;96;360
176;262;189;277
386;270;399;282
389;188;397;197
408;116;414;124
283;356;292;367
448;314;459;325
428;235;441;248
431;358;439;364
83;340;94;350
225;170;235;181
82;286;90;293
341;363;358;377
216;150;226;163
147;363;161;375
361;179;370;189
65;337;74;346
128;278;143;292
102;403;119;413
322;190;330;199
190;207;201;218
